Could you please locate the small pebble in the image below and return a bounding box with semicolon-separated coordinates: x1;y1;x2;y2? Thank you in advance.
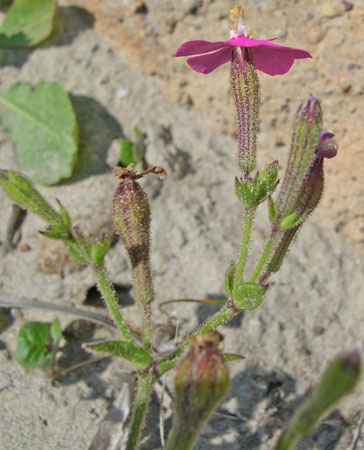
321;1;345;18
116;88;129;99
275;29;287;39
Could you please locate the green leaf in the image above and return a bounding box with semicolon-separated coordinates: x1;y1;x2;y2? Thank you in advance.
90;236;111;265
120;139;135;166
64;239;90;265
0;169;61;223
0;81;79;185
40;223;70;240
280;211;307;230
43;317;61;368
0;0;56;47
56;199;71;229
119;127;146;166
87;340;153;370
268;195;276;223
232;282;266;310
223;353;245;362
16;321;49;369
224;261;236;298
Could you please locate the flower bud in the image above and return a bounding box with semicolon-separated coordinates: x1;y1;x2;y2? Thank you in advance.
166;331;230;450
113;174;154;305
0;169;61;224
275;349;361;450
261;97;337;280
274;96;322;227
266;153;327;277
231;45;260;173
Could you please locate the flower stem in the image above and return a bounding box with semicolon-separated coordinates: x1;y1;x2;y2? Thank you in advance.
143;303;152;350
249;233;277;283
233;207;255;290
157;303;237;377
94;265;134;343
126;372;155;450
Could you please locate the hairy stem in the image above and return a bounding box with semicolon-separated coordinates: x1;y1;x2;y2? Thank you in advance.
233;207;255;290
157;303;237;377
143;303;153;350
249;233;277;283
126;372;155;450
94;265;134;343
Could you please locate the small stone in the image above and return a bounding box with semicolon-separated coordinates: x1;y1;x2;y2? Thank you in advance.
321;1;345;18
116;87;129;99
275;29;287;39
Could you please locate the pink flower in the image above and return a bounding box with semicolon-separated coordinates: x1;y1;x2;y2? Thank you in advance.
173;7;312;76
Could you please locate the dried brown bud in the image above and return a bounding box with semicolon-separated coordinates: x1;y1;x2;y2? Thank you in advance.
113;176;154;305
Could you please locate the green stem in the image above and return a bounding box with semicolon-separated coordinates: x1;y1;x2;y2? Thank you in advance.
233;207;255;290
249;233;277;283
194;302;237;336
143;303;152;350
126;372;155;450
130;259;154;350
157;303;237;377
94;265;134;343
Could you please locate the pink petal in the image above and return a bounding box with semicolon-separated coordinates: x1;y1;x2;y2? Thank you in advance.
226;35;277;48
173;39;229;57
186;47;232;74
251;45;312;75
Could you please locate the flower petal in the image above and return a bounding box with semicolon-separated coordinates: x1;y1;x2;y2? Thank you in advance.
251;45;312;75
173;39;229;57
187;47;232;74
226;35;277;47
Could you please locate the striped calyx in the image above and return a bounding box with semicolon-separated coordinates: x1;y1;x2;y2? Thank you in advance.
167;331;229;449
113;168;154;305
230;46;260;174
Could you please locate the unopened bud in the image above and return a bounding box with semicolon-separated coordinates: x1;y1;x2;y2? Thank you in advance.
275;349;361;450
263;98;337;280
267;155;327;276
231;46;260;173
0;169;61;224
274;96;322;226
113;173;154;305
166;331;230;450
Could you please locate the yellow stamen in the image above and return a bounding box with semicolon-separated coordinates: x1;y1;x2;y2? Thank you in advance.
247;28;255;38
229;5;245;33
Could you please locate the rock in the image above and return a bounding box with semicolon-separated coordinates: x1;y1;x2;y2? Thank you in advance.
321;1;346;18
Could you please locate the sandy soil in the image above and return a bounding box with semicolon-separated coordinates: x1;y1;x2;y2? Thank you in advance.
1;1;364;449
